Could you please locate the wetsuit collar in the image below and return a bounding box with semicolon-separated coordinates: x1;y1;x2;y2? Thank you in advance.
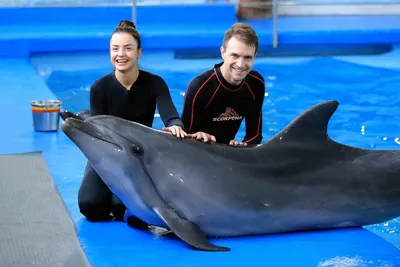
112;69;141;91
214;62;245;91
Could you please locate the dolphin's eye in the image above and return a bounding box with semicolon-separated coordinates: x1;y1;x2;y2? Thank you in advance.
131;144;142;156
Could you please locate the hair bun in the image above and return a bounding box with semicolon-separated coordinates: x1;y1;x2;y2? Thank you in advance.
117;20;136;29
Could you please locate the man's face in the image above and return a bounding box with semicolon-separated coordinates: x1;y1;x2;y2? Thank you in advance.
220;36;256;85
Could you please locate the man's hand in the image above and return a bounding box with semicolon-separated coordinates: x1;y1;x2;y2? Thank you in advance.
187;131;216;143
162;125;187;138
229;140;248;147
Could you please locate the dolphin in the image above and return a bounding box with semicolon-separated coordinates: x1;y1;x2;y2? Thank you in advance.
61;100;400;252
60;109;90;121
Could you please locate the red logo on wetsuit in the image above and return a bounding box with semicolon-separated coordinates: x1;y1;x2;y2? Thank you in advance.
213;107;243;122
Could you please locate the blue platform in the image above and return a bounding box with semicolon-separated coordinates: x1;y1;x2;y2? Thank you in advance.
2;55;400;267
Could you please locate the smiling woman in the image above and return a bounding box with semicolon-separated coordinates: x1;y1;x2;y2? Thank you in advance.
110;20;142;89
75;20;188;225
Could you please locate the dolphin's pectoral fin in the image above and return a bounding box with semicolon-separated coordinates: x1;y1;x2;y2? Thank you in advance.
127;213;173;236
153;206;230;252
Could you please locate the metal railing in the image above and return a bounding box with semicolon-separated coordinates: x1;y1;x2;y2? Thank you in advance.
272;0;278;48
132;0;137;26
207;0;400;48
128;0;279;47
2;0;400;49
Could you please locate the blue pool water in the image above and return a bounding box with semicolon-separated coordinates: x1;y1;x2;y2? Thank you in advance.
29;46;400;264
31;48;400;150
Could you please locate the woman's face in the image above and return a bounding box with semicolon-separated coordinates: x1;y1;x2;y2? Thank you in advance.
110;32;142;73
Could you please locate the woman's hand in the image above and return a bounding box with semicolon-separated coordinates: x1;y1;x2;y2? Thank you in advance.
162;125;187;139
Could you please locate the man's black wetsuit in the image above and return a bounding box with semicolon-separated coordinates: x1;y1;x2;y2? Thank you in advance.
181;62;265;145
79;70;183;222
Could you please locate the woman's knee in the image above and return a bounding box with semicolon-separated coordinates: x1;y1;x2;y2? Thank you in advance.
78;162;113;221
78;198;111;222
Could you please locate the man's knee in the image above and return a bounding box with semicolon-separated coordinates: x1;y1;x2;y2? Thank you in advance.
110;194;126;221
126;215;149;230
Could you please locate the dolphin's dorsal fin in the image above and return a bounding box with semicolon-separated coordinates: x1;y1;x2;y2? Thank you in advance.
267;100;339;143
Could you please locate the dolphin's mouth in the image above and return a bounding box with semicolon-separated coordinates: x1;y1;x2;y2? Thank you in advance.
63;118;122;150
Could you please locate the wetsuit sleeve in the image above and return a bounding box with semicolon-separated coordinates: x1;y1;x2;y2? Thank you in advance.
243;80;265;145
153;76;184;128
181;77;205;134
89;81;107;116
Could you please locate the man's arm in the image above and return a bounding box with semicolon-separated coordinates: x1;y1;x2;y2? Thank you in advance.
181;77;207;134
243;79;265;145
181;75;217;143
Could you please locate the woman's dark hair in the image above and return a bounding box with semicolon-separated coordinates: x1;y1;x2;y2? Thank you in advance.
112;20;141;49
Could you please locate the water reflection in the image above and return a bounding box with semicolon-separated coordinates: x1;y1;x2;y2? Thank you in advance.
318;255;395;267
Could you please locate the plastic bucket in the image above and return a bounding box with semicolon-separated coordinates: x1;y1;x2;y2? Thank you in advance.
31;100;62;132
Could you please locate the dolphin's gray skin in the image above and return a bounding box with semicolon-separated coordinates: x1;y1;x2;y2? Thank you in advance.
61;100;400;252
60;110;90;121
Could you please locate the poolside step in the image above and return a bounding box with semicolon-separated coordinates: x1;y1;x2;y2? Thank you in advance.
278;3;400;15
0;5;400;57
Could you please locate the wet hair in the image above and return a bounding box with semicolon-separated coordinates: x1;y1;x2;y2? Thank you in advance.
112;20;141;49
222;23;259;55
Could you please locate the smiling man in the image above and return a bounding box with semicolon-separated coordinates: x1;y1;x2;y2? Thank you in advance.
182;23;265;147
